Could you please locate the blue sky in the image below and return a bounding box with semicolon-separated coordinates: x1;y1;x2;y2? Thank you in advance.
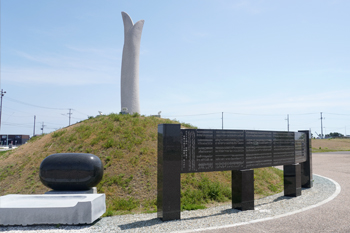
1;0;349;137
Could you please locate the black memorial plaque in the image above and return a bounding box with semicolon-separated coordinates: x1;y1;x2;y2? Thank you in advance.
295;132;307;164
158;124;312;221
214;130;245;171
181;129;307;173
181;129;245;173
299;130;313;188
245;131;273;168
273;131;295;166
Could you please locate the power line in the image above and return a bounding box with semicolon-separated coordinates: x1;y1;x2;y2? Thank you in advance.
225;112;319;116
324;112;350;116
0;89;6;132
289;113;319;115
3;101;89;120
320;112;325;139
71;116;84;120
3;122;33;126
226;112;285;116
43;121;66;126
73;109;90;116
285;114;289;131
164;112;220;117
3;106;35;115
41;122;46;135
6;96;69;110
33;115;36;136
68;108;72;126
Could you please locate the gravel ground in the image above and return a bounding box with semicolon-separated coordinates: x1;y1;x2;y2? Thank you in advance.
0;174;337;233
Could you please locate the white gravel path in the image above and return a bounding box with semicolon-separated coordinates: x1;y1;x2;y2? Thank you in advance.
0;174;338;233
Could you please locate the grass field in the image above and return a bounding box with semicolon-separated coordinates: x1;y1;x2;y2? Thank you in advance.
312;138;350;152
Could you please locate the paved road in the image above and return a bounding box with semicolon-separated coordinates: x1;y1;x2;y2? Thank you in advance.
0;147;15;151
196;151;350;233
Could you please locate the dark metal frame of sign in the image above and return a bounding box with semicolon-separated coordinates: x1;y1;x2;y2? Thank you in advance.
157;124;313;221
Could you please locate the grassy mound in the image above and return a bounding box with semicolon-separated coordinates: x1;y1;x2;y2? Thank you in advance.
0;114;283;216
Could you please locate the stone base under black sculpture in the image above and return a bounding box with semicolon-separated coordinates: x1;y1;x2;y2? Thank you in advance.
0;153;106;226
0;194;106;226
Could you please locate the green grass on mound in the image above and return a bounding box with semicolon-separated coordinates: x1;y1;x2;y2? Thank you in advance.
0;113;284;216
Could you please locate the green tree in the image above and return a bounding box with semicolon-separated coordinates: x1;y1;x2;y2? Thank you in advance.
325;132;344;138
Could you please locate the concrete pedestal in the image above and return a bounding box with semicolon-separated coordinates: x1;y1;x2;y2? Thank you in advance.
0;194;105;226
284;164;301;197
232;169;254;211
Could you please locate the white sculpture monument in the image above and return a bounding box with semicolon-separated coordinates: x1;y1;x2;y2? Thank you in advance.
120;12;144;114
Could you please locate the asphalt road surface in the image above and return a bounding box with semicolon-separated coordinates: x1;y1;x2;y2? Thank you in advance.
195;151;350;233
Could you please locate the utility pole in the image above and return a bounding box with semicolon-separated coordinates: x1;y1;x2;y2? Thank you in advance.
33;115;36;136
285;114;289;132
41;122;46;135
324;127;326;138
320;112;325;139
0;89;6;131
221;112;223;130
67;108;72;126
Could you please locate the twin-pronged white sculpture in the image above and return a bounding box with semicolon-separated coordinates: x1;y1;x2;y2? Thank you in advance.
120;12;144;114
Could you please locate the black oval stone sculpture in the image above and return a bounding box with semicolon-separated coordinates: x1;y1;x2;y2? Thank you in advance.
40;153;103;191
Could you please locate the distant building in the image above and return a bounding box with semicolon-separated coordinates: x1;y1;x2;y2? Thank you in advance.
0;135;30;146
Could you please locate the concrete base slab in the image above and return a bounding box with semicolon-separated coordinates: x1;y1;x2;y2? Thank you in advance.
0;194;106;226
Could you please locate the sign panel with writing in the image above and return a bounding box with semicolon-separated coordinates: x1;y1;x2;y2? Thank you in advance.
181;129;307;173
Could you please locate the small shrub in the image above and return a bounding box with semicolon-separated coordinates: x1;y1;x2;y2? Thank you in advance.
109;113;122;122
112;197;139;211
112;150;124;159
181;122;198;129
67;134;77;143
129;155;139;166
104;162;112;168
90;138;99;146
103;209;114;217
103;139;115;149
0;151;9;158
52;130;66;138
85;148;92;153
144;167;150;176
182;203;206;211
28;134;45;143
268;183;279;192
142;199;157;212
132;112;140;118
